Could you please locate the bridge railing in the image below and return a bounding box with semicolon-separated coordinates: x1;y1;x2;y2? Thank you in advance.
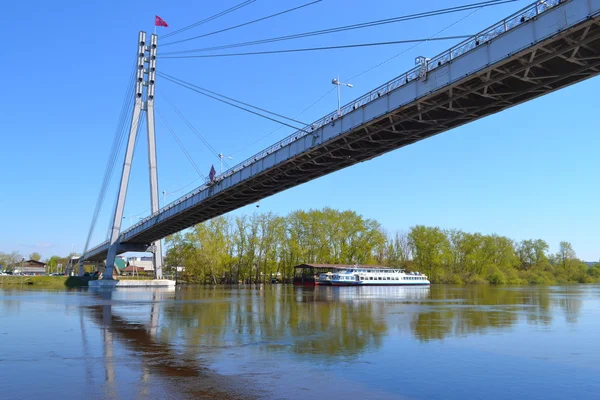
122;0;564;238
85;240;109;258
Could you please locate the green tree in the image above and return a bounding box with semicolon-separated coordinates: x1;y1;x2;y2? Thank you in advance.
157;209;592;286
385;231;411;269
29;252;42;261
516;239;549;270
46;255;61;273
408;225;450;282
0;251;23;271
557;241;576;267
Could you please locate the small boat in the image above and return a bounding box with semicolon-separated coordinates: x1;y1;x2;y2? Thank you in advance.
330;268;430;286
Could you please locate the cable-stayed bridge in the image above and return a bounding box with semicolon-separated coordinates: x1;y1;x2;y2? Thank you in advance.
82;0;600;279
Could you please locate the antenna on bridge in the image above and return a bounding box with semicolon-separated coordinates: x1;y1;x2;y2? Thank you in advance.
96;31;164;280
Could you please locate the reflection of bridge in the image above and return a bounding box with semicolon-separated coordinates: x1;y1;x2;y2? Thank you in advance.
82;0;600;279
82;288;257;399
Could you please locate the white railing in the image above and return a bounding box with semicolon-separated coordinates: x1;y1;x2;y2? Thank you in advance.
122;0;565;238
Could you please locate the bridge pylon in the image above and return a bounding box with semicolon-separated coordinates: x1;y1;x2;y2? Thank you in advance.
103;31;163;280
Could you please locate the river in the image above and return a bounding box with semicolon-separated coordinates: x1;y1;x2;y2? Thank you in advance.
0;285;599;399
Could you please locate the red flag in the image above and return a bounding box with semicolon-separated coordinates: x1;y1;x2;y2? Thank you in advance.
155;15;168;27
209;165;216;182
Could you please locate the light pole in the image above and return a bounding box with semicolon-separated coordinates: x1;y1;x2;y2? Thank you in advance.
218;153;233;174
331;76;353;116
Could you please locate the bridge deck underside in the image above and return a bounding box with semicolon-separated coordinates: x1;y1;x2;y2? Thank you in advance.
85;16;600;261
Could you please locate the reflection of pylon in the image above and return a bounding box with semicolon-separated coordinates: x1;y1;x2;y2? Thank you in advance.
103;329;116;393
103;32;163;280
149;292;160;339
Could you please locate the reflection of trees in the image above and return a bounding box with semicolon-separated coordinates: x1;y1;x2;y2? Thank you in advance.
410;286;557;341
106;285;584;368
160;286;389;359
289;288;387;357
162;285;581;351
553;287;584;324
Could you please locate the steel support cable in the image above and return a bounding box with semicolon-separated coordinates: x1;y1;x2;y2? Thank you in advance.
161;0;256;39
229;87;335;156
159;35;474;58
347;2;489;82
162;0;322;47
159;90;230;170
166;177;205;196
91;76;136;232
157;71;309;126
159;0;517;55
225;1;499;157
157;110;206;179
159;73;310;132
134;156;220;212
99;93;137;241
83;62;136;254
126;175;206;220
92;82;134;214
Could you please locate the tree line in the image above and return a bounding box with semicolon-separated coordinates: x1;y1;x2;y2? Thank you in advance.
163;208;600;284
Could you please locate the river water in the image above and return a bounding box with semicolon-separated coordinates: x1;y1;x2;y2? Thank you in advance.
1;285;599;399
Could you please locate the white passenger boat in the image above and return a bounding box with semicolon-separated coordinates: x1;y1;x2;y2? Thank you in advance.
330;268;430;286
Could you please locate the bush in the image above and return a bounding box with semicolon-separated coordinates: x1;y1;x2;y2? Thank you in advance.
487;267;507;285
588;266;600;279
447;274;464;285
520;270;554;285
465;274;489;284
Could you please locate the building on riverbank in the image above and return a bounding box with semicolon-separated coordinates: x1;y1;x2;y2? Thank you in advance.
127;257;154;273
20;259;47;275
121;265;148;276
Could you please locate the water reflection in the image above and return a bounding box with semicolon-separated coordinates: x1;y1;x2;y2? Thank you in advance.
85;288;201;377
156;285;585;352
0;285;596;400
83;288;255;400
155;286;428;360
80;285;589;395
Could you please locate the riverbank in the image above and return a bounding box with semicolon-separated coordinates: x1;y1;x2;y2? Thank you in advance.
2;275;599;289
0;276;176;289
0;275;69;289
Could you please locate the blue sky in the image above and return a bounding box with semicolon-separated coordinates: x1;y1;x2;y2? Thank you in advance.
1;0;598;261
